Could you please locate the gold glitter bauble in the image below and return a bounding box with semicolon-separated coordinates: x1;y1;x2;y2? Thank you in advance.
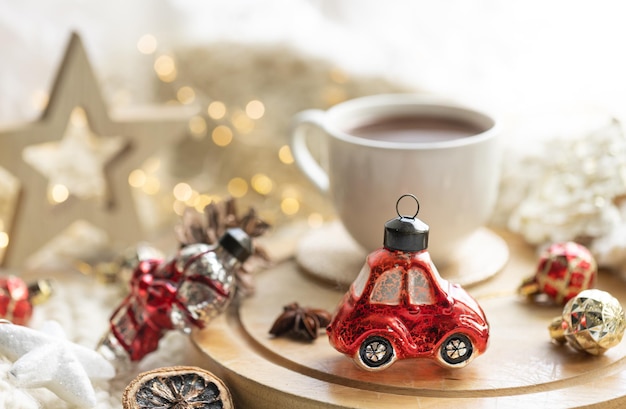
549;289;626;355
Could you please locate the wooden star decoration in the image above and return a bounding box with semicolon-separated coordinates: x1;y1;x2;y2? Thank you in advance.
22;106;127;203
0;32;193;269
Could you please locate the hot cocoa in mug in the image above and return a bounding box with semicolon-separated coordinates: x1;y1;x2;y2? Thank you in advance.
291;94;502;266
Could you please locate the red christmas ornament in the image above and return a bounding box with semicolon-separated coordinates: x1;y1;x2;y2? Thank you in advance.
519;242;597;305
98;228;252;364
0;275;52;325
327;194;489;370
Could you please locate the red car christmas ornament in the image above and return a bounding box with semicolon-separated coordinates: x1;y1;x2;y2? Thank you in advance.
327;194;489;370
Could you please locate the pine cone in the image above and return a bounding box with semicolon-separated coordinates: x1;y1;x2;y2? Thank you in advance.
175;197;271;297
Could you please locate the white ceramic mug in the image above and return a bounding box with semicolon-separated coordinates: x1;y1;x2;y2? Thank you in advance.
290;94;502;265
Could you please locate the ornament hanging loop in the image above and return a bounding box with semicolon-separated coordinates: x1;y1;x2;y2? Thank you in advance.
396;194;420;219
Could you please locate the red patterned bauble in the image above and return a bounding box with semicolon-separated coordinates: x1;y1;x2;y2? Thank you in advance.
0;276;52;325
519;242;597;305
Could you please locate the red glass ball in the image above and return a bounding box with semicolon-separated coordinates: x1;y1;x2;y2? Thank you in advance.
534;242;597;305
0;276;33;325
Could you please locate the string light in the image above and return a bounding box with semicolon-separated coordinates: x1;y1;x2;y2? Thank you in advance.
212;125;233;147
173;182;193;202
177;86;196;105
50;184;69;204
308;213;324;228
231;111;254;134
278;145;294;164
245;100;265;119
194;194;213;212
227;178;248;198
154;55;177;83
188;116;207;139
281;197;300;215
251;173;273;195
185;190;199;206
173;200;187;216
137;34;158;55
142;176;160;195
128;169;147;188
207;101;226;119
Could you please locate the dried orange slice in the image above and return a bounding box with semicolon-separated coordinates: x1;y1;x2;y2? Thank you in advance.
123;366;234;409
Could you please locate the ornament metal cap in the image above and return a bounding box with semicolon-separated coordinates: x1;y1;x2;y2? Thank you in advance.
219;227;253;262
383;194;429;252
27;279;54;305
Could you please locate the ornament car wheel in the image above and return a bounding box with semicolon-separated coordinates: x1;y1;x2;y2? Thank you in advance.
357;336;396;370
438;333;474;368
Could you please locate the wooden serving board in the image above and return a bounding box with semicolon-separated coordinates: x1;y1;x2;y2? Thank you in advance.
192;230;626;408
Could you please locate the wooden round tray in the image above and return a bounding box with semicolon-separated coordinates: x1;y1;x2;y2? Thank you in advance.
192;231;626;408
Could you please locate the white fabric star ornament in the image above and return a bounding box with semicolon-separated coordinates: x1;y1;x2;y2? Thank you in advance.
0;320;115;408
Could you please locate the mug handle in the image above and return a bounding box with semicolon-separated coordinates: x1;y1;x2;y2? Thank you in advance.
290;109;330;192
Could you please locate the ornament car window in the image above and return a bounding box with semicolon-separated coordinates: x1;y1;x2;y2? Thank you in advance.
408;268;435;305
352;264;370;298
370;269;402;305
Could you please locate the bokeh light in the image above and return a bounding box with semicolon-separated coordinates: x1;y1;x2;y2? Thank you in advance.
177;86;196;105
281;197;300;215
154;55;177;82
188;116;207;139
173;200;187;216
173;182;193;202
50;184;69;204
128;169;147;188
227;177;248;198
207;101;226;119
278;145;294;164
142;176;161;195
232;111;254;134
137;34;158;54
245;100;265;119
308;212;324;228
251;173;273;195
212;125;233;147
194;194;213;212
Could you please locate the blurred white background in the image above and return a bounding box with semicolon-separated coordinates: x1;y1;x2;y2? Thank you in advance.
2;0;626;127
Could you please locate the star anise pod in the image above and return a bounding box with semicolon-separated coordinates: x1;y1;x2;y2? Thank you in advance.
269;302;332;341
175;197;271;297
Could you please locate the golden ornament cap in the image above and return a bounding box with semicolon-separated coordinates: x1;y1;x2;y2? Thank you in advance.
549;289;626;355
27;279;54;305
